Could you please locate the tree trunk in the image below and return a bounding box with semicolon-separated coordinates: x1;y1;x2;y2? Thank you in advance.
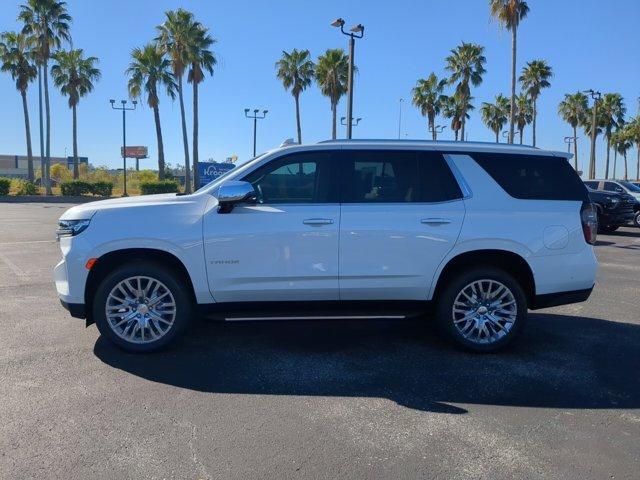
177;75;191;194
72;104;78;179
519;127;523;145
573;125;578;171
454;128;459;141
192;80;199;189
532;97;537;148
495;130;499;143
636;148;639;180
508;26;517;144
21;89;34;183
604;135;611;179
624;153;628;180
153;104;165;180
613;149;617;179
331;100;337;140
429;114;435;140
295;93;302;144
43;59;52;195
460;100;467;141
38;65;45;189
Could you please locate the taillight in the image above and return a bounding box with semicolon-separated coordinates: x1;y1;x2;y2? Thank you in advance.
581;202;598;245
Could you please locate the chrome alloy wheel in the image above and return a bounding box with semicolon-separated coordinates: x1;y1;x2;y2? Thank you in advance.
452;279;517;345
105;276;176;344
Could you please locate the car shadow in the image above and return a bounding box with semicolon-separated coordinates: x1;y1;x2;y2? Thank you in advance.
94;313;640;414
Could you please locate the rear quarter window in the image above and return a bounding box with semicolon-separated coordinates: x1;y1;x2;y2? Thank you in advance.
471;152;589;201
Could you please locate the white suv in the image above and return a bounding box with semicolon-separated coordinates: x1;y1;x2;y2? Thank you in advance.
55;140;598;353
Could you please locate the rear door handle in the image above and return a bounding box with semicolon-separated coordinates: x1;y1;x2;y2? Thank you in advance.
421;218;452;225
303;218;334;226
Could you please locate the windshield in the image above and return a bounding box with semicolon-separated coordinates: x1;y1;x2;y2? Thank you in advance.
619;181;640;193
194;152;269;193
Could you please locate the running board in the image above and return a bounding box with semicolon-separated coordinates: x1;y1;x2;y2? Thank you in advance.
225;314;407;322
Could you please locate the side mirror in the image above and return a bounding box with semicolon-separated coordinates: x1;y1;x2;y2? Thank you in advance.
217;181;256;213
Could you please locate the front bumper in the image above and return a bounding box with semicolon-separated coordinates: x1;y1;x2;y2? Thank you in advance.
60;299;86;319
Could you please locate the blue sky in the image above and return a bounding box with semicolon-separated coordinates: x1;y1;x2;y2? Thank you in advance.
1;0;638;178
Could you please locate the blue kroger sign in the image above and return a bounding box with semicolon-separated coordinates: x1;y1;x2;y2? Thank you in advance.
198;162;235;188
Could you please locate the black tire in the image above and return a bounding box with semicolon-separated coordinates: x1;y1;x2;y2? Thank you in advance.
93;261;193;353
435;267;527;352
634;211;640;228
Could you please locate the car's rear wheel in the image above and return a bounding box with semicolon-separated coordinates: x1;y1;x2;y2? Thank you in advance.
93;261;192;353
436;267;527;352
634;211;640;228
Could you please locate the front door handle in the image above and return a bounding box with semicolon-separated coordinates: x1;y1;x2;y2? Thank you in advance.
303;218;334;226
421;217;452;225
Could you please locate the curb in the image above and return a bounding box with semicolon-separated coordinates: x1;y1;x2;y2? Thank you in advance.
0;195;111;204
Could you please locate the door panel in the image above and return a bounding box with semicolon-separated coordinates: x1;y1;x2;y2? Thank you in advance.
204;203;340;302
339;202;464;300
337;149;465;300
203;150;340;303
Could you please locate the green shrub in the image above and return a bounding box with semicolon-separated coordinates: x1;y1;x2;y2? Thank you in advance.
60;180;93;196
90;181;113;197
0;177;11;196
139;180;179;195
13;179;38;195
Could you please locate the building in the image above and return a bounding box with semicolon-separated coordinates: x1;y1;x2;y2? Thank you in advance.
0;154;88;179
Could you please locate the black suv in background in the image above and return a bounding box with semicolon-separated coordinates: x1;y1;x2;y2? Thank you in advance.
586;186;636;233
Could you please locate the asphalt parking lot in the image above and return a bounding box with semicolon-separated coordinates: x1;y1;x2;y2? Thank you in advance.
1;202;639;480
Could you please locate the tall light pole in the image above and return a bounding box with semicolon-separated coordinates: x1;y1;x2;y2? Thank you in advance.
341;117;362;127
331;18;364;140
245;108;268;157
397;98;404;139
584;89;601;180
564;136;575;154
110;99;137;197
429;125;446;140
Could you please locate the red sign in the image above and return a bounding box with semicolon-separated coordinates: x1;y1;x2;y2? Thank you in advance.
121;146;148;158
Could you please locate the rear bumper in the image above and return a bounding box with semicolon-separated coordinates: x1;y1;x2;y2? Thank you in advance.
60;299;86;319
530;286;594;310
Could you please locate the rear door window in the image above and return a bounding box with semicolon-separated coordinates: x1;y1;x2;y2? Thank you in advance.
339;150;462;203
470;153;588;201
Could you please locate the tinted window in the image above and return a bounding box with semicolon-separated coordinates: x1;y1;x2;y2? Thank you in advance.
604;181;623;192
341;150;419;203
583;181;598;189
243;151;335;203
417;151;463;202
471;153;589;201
340;150;462;203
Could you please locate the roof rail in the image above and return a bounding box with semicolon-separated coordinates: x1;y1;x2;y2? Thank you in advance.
317;138;538;149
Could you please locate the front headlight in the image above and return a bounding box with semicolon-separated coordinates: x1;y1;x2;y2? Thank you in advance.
56;219;91;239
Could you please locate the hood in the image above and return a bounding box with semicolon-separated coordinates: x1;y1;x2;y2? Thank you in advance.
60;193;190;220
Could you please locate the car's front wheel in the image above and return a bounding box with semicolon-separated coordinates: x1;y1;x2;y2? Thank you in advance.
93;261;192;353
634;211;640;228
436;267;527;352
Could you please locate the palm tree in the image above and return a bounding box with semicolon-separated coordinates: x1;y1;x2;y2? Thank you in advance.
481;94;510;142
626;116;640;179
442;93;472;141
490;0;529;144
558;92;588;170
126;43;176;180
315;48;349;140
0;32;37;182
276;49;315;144
187;25;217;189
514;93;532;144
612;129;632;180
51;49;100;179
411;73;447;140
445;42;486;141
582;100;605;178
598;93;626;179
19;0;71;194
519;59;552;147
156;8;200;194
